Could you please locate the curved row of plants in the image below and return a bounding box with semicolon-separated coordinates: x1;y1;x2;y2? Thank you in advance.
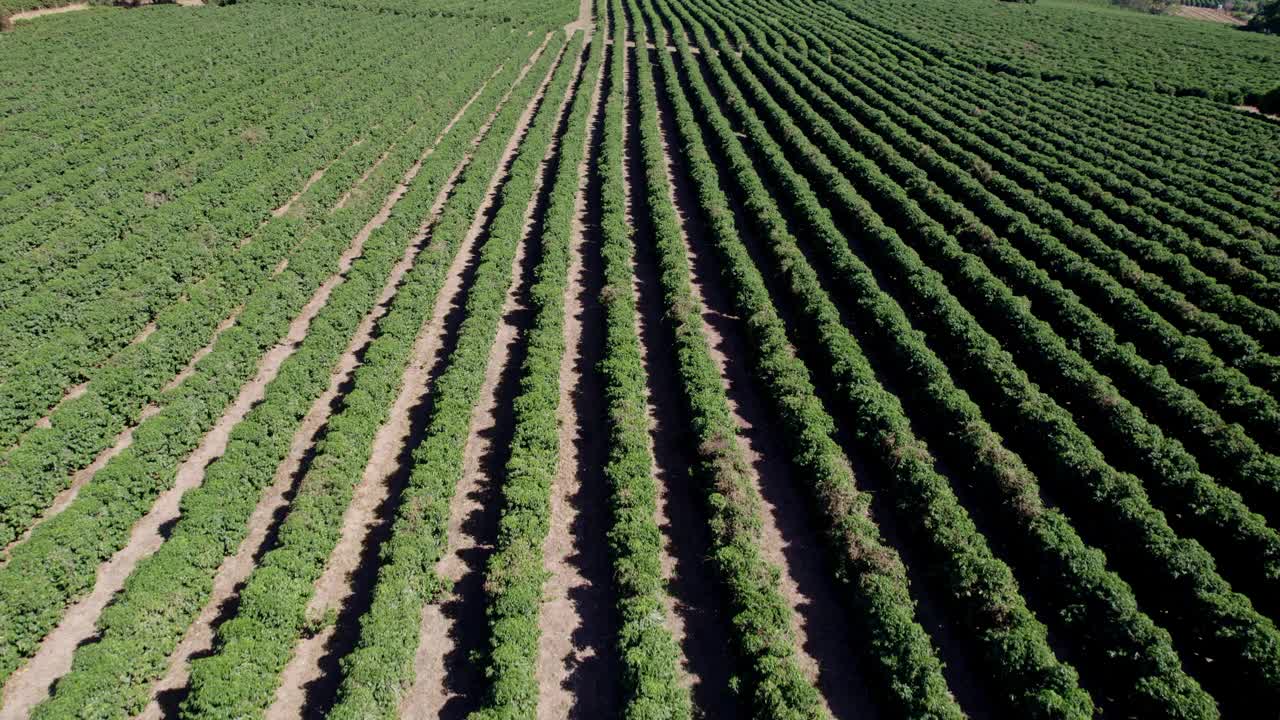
716;27;1280;611
467;29;604;720
665;1;1280;712
322;28;576;718
179;34;570;719
26;47;527;720
0;26;510;549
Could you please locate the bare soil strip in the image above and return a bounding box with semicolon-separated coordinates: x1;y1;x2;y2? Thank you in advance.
536;49;623;720
631;47;742;718
0;279;343;718
326;64;507;217
163;310;243;393
0;78;474;718
32;382;88;430
620;31;713;703
238;137;364;248
251;44;556;718
1175;6;1245;25
28;314;159;434
403;40;570;720
134;99;490;712
136;346;353;719
0;406;161;569
22;129;363;456
650;47;884;720
564;0;594;36
6;3;87;24
272;168;330;219
333;146;395;212
129;320;159;348
416;202;533;720
604;38;700;55
1236;105;1280;121
3;308;242;563
263;55;541;719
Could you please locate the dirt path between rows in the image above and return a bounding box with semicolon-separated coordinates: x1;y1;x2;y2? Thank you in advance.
32;382;88;430
240;136;365;247
5;3;87;25
0;406;161;569
563;0;594;37
0;250;359;719
535;43;623;720
332;146;394;211
26;316;158;432
137;70;510;719
1174;5;1245;25
262;55;539;719
3;309;240;565
626;43;743;717
647;41;886;720
271;167;331;219
0;88;455;720
136;339;354;719
620;29;715;704
403;38;571;720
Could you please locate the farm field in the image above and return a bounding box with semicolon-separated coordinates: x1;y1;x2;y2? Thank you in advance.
0;0;1278;716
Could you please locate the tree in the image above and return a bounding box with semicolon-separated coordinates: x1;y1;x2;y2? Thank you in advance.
1245;0;1280;32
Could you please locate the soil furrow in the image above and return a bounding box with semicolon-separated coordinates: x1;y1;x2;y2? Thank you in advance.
0;276;336;719
635;43;743;719
238;135;364;248
132;120;488;713
402;39;569;720
264;74;527;720
332;146;394;212
620;28;712;704
0;87;441;718
135;340;357;720
330;64;505;216
162;310;244;393
258;44;557;719
648;34;886;720
31;382;88;431
4;306;243;564
536;43;622;720
0;405;161;566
